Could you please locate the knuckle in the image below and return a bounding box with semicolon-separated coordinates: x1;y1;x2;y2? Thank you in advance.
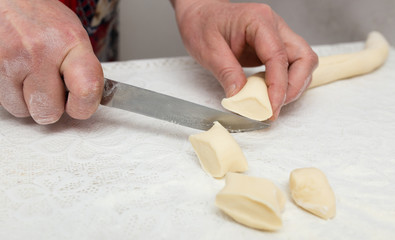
244;4;275;27
277;50;289;65
217;66;238;85
297;44;319;69
303;49;319;69
67;77;102;120
245;3;274;16
76;77;103;100
67;27;90;46
25;26;89;59
24;37;46;56
249;4;277;23
256;3;274;15
270;48;289;68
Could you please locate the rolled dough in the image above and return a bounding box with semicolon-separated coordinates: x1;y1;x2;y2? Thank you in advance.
221;31;390;120
216;172;286;231
189;121;248;178
309;31;390;88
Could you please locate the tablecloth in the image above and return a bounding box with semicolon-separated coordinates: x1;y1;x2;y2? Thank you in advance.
1;42;394;240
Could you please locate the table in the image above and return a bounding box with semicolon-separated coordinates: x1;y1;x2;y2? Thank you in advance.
1;42;394;240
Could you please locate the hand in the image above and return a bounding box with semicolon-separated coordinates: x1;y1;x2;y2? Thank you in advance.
0;0;103;124
171;0;318;119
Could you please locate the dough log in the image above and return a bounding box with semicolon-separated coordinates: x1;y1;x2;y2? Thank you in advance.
221;31;390;120
310;31;390;88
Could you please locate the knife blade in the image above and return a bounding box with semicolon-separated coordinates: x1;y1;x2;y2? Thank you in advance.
100;78;269;132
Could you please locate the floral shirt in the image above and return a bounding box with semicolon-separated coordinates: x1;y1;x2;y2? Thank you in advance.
59;0;119;62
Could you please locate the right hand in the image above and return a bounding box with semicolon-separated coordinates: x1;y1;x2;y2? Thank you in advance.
171;0;318;120
0;0;104;124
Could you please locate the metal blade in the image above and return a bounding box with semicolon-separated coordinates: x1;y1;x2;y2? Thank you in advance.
100;78;269;132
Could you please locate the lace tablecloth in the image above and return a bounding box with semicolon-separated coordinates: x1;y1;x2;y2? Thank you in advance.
1;42;394;240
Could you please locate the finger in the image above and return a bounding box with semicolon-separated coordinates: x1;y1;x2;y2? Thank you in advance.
249;23;289;120
285;58;315;105
278;19;318;104
0;60;30;117
0;76;30;117
23;69;65;125
61;44;104;120
197;34;247;98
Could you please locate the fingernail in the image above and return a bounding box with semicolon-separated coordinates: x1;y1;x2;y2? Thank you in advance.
303;75;312;91
226;83;237;98
274;94;287;118
270;109;281;120
281;93;287;106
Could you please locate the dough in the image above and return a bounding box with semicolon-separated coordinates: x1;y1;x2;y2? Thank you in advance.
189;121;248;178
309;31;390;88
215;172;286;231
221;72;272;121
220;31;389;120
289;168;336;220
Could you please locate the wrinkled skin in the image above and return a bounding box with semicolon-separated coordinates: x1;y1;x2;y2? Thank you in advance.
0;0;103;124
0;0;318;125
171;0;318;119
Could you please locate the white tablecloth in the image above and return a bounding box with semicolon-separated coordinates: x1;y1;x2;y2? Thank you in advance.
1;42;394;240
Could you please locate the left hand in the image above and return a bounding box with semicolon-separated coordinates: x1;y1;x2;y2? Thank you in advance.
170;0;318;120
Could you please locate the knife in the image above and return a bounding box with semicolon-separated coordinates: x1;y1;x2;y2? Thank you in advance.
100;78;269;132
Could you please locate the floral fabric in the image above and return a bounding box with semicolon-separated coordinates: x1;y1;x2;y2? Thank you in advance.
59;0;119;61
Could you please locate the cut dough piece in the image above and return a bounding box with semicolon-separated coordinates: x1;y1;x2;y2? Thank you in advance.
221;72;272;121
289;168;336;220
310;31;390;88
189;121;248;178
216;173;286;231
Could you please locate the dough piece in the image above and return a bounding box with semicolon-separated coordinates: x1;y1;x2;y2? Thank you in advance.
221;72;272;121
189;121;248;178
216;173;286;231
289;168;336;220
310;31;390;88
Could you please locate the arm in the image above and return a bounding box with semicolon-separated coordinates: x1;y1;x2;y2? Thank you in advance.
170;0;318;119
0;0;103;124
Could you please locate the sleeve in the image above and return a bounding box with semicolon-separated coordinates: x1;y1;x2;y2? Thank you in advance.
59;0;119;62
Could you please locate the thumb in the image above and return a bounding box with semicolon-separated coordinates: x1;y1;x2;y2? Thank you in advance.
60;43;104;120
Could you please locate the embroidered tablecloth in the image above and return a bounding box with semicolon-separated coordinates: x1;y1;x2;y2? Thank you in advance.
1;42;394;239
